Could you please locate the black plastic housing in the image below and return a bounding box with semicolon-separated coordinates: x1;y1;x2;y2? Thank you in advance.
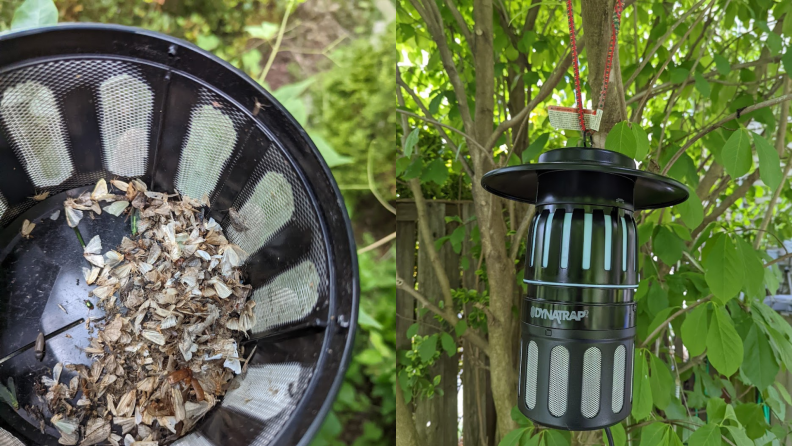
482;148;687;431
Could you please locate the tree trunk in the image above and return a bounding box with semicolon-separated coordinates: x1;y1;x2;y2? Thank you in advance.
581;0;628;147
397;381;424;446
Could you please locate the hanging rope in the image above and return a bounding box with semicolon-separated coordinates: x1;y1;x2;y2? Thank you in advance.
562;0;624;146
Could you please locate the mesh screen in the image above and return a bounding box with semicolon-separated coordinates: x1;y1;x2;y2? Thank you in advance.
174;89;244;199
581;347;601;419
226;172;295;257
98;73;153;177
548;346;569;417
0;427;24;446
612;345;626;413
251;261;319;332
0;80;74;187
0;193;6;222
525;341;538;410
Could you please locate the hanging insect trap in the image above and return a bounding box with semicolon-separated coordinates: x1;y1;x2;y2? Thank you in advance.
481;147;687;431
0;24;358;446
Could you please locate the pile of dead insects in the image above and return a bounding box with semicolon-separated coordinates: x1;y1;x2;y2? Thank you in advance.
39;178;255;446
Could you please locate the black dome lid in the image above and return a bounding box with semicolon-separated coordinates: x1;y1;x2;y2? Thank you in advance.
481;147;689;210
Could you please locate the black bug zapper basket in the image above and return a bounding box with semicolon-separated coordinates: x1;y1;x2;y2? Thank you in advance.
0;25;357;446
482;147;687;431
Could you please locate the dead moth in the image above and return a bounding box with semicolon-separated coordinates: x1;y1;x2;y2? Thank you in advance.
20;219;35;239
53;178;254;445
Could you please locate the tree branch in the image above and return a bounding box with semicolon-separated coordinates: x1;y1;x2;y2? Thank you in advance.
765;252;792;268
396;70;475;178
396;109;487;159
396;277;491;353
693;170;760;238
408;0;475;135
444;0;475;51
755;78;791;249
624;0;708;89
485;42;582;151
509;206;535;264
640;296;711;348
662;93;792;176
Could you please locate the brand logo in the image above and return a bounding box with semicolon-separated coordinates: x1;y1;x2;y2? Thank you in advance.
530;306;588;323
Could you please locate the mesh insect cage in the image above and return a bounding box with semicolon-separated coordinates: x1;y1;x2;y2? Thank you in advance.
0;25;358;446
481;147;688;431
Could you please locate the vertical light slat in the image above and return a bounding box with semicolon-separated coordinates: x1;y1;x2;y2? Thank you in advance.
604;214;612;271
542;210;555;268
561;211;573;269
582;213;592;270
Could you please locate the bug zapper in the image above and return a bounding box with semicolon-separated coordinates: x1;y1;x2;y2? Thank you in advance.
0;24;358;446
482;147;688;431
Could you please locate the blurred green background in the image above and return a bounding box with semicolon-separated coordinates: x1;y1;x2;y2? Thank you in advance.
0;1;397;445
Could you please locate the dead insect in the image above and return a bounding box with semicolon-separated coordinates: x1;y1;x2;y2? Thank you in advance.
168;368;192;385
20;220;35;239
58;304;68;315
35;332;45;361
227;208;249;232
64;334;72;339
252;98;262;116
29;191;50;201
84;300;94;310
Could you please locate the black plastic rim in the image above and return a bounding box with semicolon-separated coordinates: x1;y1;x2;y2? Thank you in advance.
481;147;689;210
0;23;359;446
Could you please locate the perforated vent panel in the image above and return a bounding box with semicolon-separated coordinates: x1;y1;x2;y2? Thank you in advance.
612;345;626;413
525;341;538;410
0;80;74;187
251;261;320;333
548;346;569;417
581;347;601;418
227;172;295;256
175;89;243;199
98;74;153;177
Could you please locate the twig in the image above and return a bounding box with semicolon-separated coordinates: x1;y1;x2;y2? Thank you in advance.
509;206;536;264
367;144;396;215
396;109;487;155
357;232;396;254
765;252;792;268
258;0;295;83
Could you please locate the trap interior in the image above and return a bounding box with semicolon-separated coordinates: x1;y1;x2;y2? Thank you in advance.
0;24;358;446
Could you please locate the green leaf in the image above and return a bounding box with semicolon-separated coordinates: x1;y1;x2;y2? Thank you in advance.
245;22;279;40
670;68;690;84
704;234;744;304
499;428;530;446
682;302;709;356
357;308;383;331
776;382;792;406
404;128;420;158
541;430;570;446
309;133;354;167
638;222;655;247
440;332;456;357
766;32;783;55
742;325;778;391
632;125;651;160
648;353;675;410
735;237;765;299
605;122;637;158
511;405;533;427
707;398;728;423
421;158;449;185
707;306;744;376
783;49;792;77
196;34;221;51
687;423;722;446
522;133;550;163
396;156;411;175
418;334;438;362
734;403;769;439
724;426;753;446
752;132;783;190
455;320;468;337
653;226;685;265
632;350;653;420
0;380;17;410
721;128;753;178
675;193;703;228
714;55;731;75
694;72;711;97
403;157;423;180
11;0;58;30
767;386;786;420
605;423;627;446
764;325;792;371
639;423;667;446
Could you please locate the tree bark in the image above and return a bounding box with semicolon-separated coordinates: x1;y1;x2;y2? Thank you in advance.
581;0;628;147
397;381;424;446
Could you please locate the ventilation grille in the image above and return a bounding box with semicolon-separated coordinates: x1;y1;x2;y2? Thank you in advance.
612;345;626;413
98;74;153;177
525;341;539;410
174;90;242;200
0;80;74;187
251;261;320;333
581;347;601;418
548;346;569;417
